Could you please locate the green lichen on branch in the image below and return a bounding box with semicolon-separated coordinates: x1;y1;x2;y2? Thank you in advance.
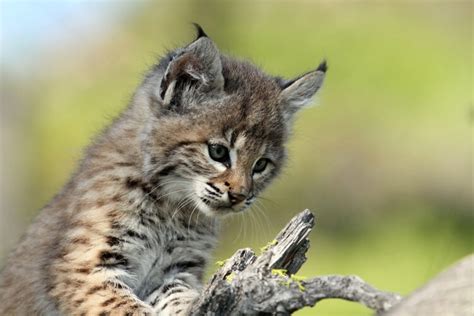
291;274;307;291
271;269;306;291
225;272;236;283
260;239;278;253
271;268;288;277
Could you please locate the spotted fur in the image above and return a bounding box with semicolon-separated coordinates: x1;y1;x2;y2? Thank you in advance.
0;26;327;315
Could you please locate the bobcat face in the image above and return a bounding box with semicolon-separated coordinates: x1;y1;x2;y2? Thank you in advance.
140;29;326;217
143;103;286;216
193;128;284;216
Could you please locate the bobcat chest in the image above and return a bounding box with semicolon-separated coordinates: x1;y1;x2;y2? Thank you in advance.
119;222;215;299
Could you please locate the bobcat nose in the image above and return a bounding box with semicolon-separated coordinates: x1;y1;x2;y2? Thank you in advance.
228;192;247;205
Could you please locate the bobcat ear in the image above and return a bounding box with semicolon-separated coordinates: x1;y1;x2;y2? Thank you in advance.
279;60;327;120
158;28;224;109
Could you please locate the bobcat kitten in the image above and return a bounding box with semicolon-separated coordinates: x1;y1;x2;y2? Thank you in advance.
0;25;327;315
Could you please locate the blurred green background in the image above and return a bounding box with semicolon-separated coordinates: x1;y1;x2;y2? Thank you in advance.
0;1;472;315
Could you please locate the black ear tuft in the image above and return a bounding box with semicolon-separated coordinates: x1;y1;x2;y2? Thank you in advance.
192;23;208;39
316;60;328;73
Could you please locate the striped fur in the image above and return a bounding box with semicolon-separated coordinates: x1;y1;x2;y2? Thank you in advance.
0;26;326;315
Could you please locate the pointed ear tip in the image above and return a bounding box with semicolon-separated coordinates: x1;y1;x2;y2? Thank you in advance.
192;23;208;39
317;60;328;73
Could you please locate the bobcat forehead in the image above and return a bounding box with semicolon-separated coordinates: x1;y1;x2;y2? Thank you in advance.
233;134;247;151
0;24;327;315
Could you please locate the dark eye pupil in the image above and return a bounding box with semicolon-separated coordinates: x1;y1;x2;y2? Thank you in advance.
209;144;229;163
254;159;268;173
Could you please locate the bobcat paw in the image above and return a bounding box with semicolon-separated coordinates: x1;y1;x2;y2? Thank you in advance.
155;288;198;315
147;280;199;316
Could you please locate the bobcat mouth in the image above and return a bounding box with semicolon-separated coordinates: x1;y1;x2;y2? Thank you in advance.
199;197;242;214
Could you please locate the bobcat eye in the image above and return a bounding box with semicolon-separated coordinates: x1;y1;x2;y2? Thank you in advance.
253;158;269;174
208;144;230;164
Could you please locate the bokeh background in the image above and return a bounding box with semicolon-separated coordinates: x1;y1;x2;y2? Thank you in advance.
1;1;472;314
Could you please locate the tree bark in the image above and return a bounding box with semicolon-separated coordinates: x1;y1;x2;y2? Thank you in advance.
191;209;473;315
191;209;402;315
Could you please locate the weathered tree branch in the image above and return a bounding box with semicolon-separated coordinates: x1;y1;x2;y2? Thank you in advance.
191;209;401;315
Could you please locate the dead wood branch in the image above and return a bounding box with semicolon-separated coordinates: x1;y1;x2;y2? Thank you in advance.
191;209;401;315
